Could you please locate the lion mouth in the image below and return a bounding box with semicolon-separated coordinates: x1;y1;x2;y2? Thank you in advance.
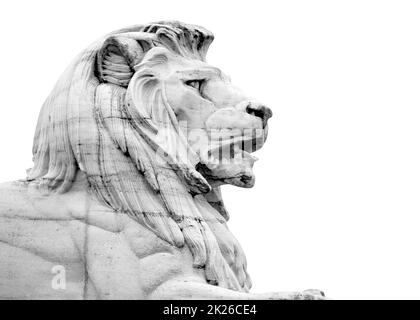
205;126;268;158
194;126;268;188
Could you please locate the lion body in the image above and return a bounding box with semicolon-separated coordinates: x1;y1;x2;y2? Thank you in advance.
0;21;325;300
0;176;208;299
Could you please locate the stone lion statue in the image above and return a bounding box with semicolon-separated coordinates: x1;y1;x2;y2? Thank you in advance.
0;21;324;299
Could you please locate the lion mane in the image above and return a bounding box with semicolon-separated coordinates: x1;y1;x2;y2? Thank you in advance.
27;21;251;291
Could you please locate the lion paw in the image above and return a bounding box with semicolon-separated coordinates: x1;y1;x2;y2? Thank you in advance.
266;289;327;300
300;289;326;300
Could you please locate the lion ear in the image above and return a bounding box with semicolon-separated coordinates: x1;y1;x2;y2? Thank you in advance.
96;34;155;87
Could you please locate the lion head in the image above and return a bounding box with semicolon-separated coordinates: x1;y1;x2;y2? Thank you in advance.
27;21;272;292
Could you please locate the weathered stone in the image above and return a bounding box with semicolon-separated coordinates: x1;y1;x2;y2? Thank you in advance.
0;21;324;300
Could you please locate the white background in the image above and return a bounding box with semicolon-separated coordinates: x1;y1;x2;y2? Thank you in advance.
1;0;420;299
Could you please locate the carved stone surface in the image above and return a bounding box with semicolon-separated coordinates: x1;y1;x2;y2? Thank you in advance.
0;21;324;300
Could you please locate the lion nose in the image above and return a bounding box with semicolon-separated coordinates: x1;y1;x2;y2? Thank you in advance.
245;102;272;126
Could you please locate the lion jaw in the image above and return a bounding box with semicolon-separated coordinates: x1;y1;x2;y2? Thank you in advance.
188;102;269;188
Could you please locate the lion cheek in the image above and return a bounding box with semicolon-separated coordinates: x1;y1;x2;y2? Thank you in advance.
167;93;211;124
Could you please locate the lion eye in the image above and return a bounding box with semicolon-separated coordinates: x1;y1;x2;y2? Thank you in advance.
185;79;203;92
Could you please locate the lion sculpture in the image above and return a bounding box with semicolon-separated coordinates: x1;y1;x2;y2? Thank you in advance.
0;21;324;299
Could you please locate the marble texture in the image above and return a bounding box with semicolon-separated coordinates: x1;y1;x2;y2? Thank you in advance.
0;21;325;300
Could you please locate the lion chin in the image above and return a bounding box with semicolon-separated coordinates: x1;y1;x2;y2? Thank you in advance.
0;21;326;300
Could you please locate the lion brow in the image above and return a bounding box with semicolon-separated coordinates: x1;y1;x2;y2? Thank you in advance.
178;67;224;80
